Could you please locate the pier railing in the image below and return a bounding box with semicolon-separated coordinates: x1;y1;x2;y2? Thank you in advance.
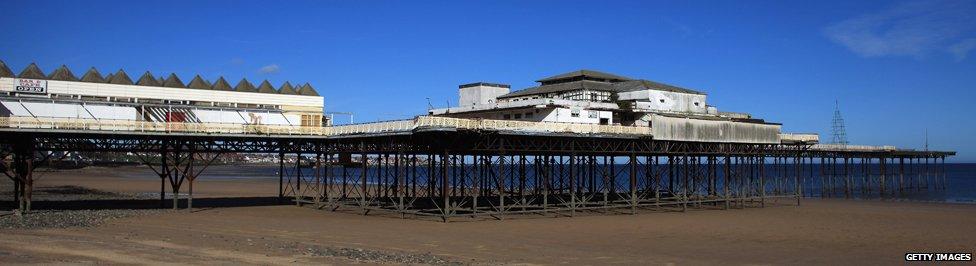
0;116;651;137
778;133;819;143
810;144;897;152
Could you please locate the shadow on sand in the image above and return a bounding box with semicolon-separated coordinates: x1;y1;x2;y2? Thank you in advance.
0;196;289;211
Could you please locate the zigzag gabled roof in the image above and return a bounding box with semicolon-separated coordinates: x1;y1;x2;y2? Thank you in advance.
298;83;319;96
1;60;323;97
48;65;79;81
0;60;14;77
187;75;211;90
136;71;160;86
234;78;257;92
257;80;277;94
211;77;233;91
107;69;134;85
80;67;107;83
18;63;46;79
162;73;186;88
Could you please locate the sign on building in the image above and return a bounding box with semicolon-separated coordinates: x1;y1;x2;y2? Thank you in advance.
14;78;48;94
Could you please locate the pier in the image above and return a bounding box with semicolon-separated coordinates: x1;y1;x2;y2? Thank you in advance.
0;64;957;221
0;116;954;221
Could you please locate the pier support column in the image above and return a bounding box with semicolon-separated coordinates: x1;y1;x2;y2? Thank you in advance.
939;156;949;190
844;157;851;198
723;155;730;209
278;152;285;203
136;142;216;211
360;149;368;215
160;150;168;208
12;140;35;212
569;154;576;216
795;153;801;206
899;158;905;194
441;151;450;222
759;156;765;208
315;148;322;206
682;156;689;212
629;153;637;215
186;152;218;211
880;157;887;197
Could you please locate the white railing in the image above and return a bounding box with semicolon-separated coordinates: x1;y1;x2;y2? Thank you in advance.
415;116;651;135
779;133;819;143
0;116;652;137
810;144;897;152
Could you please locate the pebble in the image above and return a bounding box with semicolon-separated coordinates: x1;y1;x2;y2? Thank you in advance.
302;245;461;265
0;209;168;230
0;183;168;230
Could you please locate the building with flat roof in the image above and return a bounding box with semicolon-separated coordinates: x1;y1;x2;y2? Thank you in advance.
430;69;782;143
0;60;326;127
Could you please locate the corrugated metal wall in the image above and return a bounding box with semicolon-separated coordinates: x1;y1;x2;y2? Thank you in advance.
649;115;781;144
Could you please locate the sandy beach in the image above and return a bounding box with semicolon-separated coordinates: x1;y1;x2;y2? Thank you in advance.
1;167;974;265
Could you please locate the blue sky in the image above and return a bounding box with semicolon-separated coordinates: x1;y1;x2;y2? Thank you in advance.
2;0;974;161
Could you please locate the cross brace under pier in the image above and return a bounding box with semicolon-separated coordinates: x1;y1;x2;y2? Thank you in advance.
0;131;955;220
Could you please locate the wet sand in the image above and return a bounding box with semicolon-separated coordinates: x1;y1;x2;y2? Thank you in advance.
1;167;975;265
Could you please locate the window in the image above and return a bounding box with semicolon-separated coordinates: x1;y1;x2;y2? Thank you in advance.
503;114;511;119
525;112;534;118
590;93;598;101
301;114;322;127
694;102;700;106
588;111;598;118
514;114;522;119
659;99;665;103
571;109;580;117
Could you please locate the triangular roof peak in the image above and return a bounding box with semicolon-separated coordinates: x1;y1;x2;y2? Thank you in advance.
187;75;211;89
48;65;79;81
18;63;46;79
278;81;298;94
211;76;233;91
80;67;107;83
257;80;277;93
162;73;186;88
298;82;319;96
536;69;631;85
234;78;257;92
107;69;134;85
0;60;14;77
136;71;160;86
